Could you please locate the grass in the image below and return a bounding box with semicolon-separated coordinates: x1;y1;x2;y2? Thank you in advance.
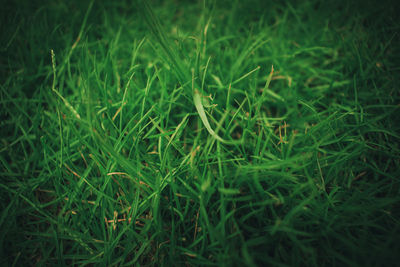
1;0;399;266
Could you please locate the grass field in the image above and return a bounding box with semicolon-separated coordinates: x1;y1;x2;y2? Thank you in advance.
1;0;400;266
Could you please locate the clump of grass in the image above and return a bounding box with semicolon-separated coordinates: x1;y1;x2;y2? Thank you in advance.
1;0;399;266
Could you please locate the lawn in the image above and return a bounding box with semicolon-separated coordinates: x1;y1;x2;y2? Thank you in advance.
1;0;399;266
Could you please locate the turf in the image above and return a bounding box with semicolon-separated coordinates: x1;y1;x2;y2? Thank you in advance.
1;0;400;266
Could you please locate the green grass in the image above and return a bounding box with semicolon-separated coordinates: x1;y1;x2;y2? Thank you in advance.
1;0;400;266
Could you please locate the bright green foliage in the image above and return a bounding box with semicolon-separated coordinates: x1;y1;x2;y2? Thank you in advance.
1;0;399;266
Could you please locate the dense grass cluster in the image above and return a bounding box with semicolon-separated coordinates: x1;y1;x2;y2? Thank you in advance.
1;0;399;266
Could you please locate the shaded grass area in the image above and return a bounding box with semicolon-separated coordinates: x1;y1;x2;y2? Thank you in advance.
1;0;399;265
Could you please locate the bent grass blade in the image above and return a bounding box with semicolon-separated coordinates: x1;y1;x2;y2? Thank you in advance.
193;88;242;145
